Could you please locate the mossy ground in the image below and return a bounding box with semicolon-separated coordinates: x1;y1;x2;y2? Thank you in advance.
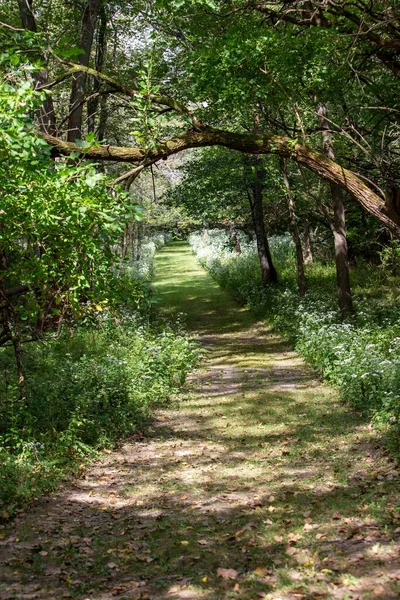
0;242;399;600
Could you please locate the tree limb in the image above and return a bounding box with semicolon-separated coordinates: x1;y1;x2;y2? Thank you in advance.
41;62;203;129
42;125;400;234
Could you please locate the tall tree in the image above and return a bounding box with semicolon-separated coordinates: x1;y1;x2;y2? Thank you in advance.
17;0;57;135
87;1;107;135
246;157;278;285
9;0;400;236
67;0;102;142
281;158;306;297
318;104;354;315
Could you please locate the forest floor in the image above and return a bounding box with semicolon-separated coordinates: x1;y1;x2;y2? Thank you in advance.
1;242;400;600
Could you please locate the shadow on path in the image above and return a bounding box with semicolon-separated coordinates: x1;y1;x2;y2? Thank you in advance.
0;242;399;600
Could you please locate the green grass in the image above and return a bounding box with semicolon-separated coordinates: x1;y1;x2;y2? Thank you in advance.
141;242;400;599
188;232;400;442
153;241;256;334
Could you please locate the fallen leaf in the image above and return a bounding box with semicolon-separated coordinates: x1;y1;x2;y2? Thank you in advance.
291;585;307;594
217;567;238;580
107;562;118;569
289;571;303;581
136;553;153;562
332;512;341;520
235;522;256;537
373;586;385;596
254;566;271;576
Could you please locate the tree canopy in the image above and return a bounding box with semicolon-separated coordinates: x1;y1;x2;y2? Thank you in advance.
2;0;400;232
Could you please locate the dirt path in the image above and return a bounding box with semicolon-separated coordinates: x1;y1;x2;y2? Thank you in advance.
0;242;399;600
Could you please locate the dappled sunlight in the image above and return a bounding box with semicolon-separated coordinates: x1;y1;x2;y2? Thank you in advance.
0;243;399;600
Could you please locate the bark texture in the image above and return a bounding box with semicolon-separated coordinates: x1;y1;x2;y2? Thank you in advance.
281;158;306;297
42;125;400;235
17;0;57;135
302;223;313;264
247;157;277;286
318;105;354;315
87;2;107;135
67;0;102;142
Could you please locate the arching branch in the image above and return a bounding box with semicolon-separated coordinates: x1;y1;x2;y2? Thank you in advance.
42;126;400;235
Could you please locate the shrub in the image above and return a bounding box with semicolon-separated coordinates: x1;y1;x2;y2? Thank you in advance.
0;312;198;513
0;229;196;515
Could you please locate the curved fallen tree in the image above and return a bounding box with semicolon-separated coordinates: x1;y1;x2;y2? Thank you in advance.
44;125;400;235
39;62;400;236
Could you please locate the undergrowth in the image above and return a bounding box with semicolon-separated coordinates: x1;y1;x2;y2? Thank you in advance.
0;234;197;516
189;229;400;450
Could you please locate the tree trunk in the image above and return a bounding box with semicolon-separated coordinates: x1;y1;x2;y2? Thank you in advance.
17;0;57;135
318;105;354;315
281;158;306;296
87;2;107;135
0;250;26;403
135;222;143;262
247;157;277;286
302;223;313;264
229;222;241;254
43;124;400;235
121;223;133;259
67;0;102;142
97;95;108;140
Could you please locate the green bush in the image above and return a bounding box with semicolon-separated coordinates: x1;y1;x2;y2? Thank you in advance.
0;312;198;513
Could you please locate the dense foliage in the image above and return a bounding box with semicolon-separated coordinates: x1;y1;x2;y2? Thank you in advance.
0;72;197;515
0;226;198;514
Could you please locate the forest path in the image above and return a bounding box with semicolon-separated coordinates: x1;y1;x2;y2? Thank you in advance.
1;242;399;600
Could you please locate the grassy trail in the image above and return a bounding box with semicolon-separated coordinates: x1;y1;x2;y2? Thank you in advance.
0;242;399;600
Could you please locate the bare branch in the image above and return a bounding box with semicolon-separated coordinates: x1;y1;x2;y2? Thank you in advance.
41;62;204;129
